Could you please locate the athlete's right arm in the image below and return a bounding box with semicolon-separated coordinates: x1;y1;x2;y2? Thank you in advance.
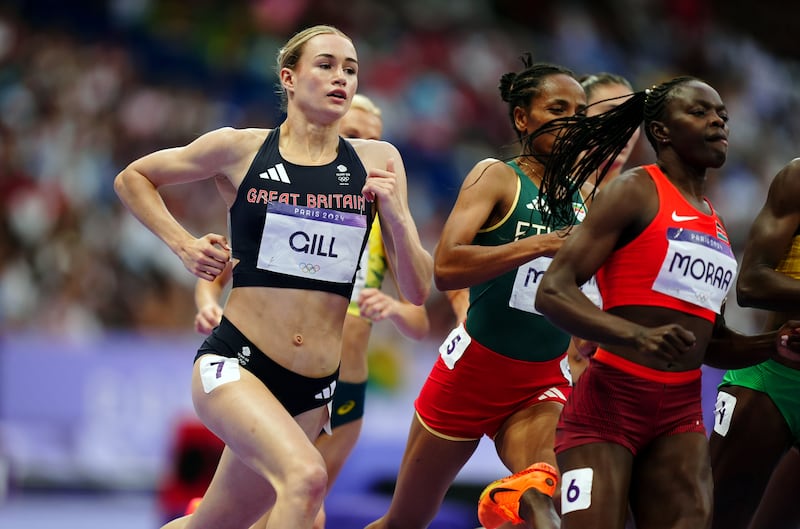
114;127;245;280
434;159;566;291
537;169;695;359
195;261;232;334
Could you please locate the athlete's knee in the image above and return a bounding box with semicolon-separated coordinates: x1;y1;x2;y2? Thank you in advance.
684;481;713;528
283;457;328;506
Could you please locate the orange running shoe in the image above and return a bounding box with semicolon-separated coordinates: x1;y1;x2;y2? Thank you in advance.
185;496;203;515
477;462;558;529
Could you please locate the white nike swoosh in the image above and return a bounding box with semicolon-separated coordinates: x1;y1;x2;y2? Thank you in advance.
672;211;699;222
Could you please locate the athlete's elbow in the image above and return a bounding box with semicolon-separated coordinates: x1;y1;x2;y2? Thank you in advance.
736;272;766;308
534;281;560;317
433;260;461;291
113;168;131;201
407;281;431;306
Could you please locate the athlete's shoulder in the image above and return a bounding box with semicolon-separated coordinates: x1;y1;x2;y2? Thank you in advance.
775;157;800;188
348;138;395;154
473;157;510;171
205;126;270;139
459;157;516;190
349;139;402;169
608;166;655;192
783;157;800;173
592;166;658;221
196;127;270;153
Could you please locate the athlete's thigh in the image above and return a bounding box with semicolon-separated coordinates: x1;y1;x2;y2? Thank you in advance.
710;386;791;529
748;445;800;529
315;419;362;484
384;415;479;526
710;385;790;473
631;432;711;529
191;360;327;481
339;315;370;382
495;401;562;472
558;442;633;529
187;446;277;529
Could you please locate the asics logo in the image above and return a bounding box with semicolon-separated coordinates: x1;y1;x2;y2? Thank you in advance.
671;210;699;222
336;400;356;415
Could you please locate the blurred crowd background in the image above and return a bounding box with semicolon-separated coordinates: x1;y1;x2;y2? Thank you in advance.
0;0;798;523
2;0;799;338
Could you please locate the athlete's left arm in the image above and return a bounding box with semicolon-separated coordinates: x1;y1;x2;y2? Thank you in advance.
358;286;430;340
704;310;800;369
359;141;433;306
737;159;800;311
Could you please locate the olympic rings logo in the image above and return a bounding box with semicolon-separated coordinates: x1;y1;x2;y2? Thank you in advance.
299;263;321;274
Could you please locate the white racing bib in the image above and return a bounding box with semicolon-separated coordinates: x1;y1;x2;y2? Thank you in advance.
652;227;737;313
257;202;367;283
561;468;594;514
713;391;737;437
438;323;471;369
509;257;603;314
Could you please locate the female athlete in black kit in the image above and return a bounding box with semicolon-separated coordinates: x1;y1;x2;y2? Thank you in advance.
114;25;432;529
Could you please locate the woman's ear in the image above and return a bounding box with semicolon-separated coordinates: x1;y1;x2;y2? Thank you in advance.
513;106;528;134
649;120;669;144
280;68;294;92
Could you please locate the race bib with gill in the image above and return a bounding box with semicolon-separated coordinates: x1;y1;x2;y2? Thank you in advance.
257;202;367;283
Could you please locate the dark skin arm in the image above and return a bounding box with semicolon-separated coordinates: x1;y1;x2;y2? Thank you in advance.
704;312;800;369
434;158;568;291
707;158;800;370
736;158;800;312
536;168;698;367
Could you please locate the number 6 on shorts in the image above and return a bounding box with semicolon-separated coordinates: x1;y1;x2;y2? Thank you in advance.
561;467;593;514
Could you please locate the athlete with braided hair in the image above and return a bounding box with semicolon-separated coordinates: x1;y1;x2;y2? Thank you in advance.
483;76;800;529
709;158;800;529
366;56;588;529
579;72;641;193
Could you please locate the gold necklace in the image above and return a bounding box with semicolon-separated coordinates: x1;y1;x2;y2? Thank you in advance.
517;157;543;184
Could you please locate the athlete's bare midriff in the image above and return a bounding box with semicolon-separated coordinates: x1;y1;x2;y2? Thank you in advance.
224;285;347;378
604;304;715;371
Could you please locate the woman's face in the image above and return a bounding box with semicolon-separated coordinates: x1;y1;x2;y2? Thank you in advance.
586;83;641;173
659;80;729;169
283;33;359;123
516;74;586;156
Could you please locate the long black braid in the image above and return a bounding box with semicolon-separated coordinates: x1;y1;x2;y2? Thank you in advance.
532;75;700;229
